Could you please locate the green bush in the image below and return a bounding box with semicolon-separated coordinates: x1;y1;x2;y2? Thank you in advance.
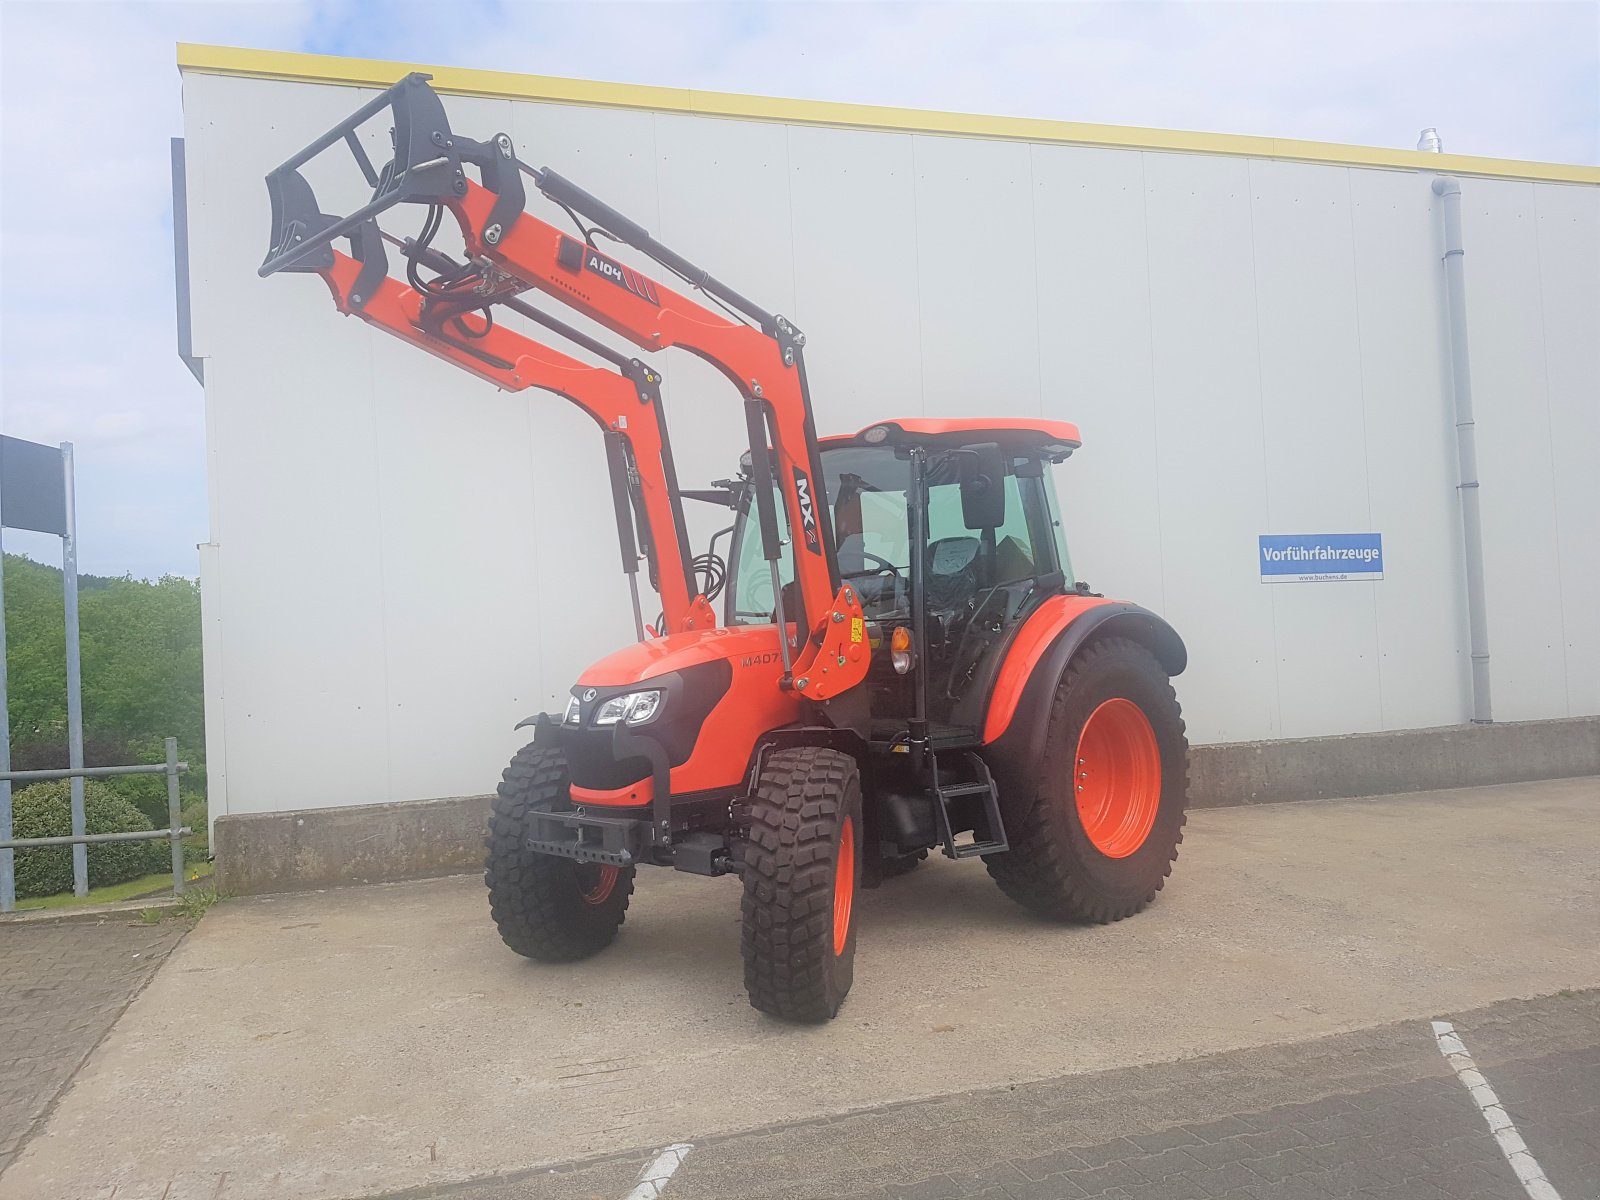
6;731;200;829
101;771;170;828
10;780;170;898
180;799;209;863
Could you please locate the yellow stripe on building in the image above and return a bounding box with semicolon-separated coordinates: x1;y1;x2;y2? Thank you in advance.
176;42;1599;186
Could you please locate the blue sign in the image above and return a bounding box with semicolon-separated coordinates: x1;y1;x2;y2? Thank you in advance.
1259;533;1383;583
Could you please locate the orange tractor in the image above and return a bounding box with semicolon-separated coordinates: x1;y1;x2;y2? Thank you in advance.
261;74;1189;1021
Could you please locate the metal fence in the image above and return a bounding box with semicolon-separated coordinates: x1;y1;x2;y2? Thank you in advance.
0;736;191;914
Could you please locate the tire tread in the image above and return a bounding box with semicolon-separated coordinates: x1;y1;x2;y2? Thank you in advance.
740;747;857;1022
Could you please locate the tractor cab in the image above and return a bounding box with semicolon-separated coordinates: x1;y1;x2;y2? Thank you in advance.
726;419;1083;742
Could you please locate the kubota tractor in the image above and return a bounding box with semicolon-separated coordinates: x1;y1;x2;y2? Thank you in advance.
260;74;1189;1022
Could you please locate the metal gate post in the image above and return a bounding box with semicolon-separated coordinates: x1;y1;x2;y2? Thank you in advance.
0;536;13;913
166;737;185;893
61;442;88;895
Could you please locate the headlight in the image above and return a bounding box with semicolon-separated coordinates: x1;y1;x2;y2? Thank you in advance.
563;695;581;725
592;689;664;726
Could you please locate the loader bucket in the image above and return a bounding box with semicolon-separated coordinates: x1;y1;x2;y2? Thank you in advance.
258;72;466;278
263;166;337;274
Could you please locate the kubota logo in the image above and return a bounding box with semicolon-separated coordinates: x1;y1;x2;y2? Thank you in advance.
792;468;821;554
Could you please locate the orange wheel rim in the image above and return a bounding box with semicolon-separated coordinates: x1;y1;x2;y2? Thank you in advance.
832;816;856;956
579;864;620;906
1074;698;1162;858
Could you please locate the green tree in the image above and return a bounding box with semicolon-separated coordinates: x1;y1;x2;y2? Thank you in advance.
3;553;205;803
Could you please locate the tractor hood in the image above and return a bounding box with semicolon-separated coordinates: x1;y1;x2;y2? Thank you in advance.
575;623;794;687
567;623;805;797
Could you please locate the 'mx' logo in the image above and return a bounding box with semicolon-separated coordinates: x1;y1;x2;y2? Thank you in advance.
792;467;821;554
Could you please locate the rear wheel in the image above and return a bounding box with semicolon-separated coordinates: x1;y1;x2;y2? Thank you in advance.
484;743;635;961
741;747;862;1022
987;636;1187;922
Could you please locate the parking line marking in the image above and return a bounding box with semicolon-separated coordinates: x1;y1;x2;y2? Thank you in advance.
622;1142;693;1200
1431;1021;1563;1200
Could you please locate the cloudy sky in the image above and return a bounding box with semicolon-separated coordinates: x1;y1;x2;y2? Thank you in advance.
1;0;1596;579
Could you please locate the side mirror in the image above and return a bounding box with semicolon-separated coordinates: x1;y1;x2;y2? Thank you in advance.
957;442;1008;530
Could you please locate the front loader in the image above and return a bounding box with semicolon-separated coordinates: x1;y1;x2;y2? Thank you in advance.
260;73;1191;1022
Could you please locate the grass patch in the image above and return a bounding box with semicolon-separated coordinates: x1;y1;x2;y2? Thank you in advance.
174;883;224;921
12;861;214;912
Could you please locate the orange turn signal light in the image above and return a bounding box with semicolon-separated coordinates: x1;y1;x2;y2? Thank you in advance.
890;626;914;675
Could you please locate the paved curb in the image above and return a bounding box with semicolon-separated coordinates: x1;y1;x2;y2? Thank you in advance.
0;898;182;926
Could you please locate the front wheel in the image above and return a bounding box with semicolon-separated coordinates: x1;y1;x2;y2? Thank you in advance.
987;636;1187;922
484;744;635;961
740;747;862;1022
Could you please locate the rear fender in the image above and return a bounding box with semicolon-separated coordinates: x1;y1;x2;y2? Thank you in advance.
981;601;1185;827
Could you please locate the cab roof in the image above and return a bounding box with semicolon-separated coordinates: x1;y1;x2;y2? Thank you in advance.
820;418;1083;459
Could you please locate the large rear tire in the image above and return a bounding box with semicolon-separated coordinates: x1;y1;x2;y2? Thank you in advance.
986;636;1187;923
484;743;635;962
741;747;862;1023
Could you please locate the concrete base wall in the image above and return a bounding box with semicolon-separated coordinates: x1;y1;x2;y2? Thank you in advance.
214;716;1600;895
1187;715;1600;807
214;794;494;897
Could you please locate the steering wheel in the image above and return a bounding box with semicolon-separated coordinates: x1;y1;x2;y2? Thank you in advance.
841;550;901;579
945;586;1010;700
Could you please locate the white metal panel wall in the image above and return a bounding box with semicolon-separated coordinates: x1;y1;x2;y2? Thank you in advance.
1029;144;1163;623
1532;185;1600;717
1467;180;1600;723
1141;152;1281;742
786;125;924;429
1249;160;1383;739
182;71;1600;817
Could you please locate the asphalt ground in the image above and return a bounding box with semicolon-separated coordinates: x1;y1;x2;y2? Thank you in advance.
2;776;1595;1200
390;988;1600;1200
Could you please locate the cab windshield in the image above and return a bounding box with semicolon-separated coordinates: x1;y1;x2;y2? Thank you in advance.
725;444;1071;627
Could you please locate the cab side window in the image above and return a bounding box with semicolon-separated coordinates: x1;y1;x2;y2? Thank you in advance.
925;462;1048;587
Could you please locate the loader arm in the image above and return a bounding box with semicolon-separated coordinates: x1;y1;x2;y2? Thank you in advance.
259;73;867;700
292;221;706;635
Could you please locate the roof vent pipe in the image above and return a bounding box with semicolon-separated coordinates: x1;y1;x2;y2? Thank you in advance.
1418;128;1443;152
1431;176;1492;724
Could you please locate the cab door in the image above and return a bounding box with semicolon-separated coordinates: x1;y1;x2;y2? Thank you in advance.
924;447;1069;731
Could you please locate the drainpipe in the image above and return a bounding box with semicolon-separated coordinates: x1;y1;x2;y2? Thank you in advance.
1431;176;1493;724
